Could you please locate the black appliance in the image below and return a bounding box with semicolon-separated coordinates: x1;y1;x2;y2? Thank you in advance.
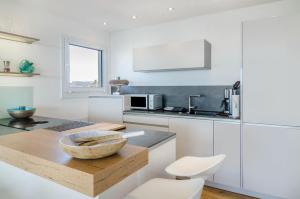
0;116;92;132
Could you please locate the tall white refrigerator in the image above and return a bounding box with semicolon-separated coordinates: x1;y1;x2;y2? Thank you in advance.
242;14;300;199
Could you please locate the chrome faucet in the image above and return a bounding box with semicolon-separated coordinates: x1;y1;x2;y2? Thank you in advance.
188;95;202;114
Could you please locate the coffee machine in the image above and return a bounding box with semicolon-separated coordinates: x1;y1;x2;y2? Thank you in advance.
222;81;240;118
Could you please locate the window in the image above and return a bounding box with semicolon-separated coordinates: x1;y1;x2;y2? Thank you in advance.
62;37;105;97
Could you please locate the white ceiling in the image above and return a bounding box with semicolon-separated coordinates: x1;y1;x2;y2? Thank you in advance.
11;0;280;32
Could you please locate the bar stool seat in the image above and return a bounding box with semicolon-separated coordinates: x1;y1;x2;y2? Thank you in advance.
125;178;205;199
165;155;226;180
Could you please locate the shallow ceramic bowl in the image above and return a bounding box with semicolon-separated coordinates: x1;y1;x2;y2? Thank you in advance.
59;130;127;159
7;107;36;119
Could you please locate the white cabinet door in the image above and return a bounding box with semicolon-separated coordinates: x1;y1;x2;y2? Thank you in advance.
243;124;300;199
214;121;240;188
243;15;300;126
88;96;124;123
169;118;213;159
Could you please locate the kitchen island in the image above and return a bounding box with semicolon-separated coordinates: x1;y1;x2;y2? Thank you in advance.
0;122;176;199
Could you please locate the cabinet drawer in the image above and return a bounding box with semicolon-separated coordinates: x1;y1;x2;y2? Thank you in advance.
123;115;169;127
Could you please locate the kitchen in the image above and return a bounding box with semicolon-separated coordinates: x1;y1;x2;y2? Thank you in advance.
0;0;300;199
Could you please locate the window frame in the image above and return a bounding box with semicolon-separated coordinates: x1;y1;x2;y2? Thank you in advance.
62;36;107;98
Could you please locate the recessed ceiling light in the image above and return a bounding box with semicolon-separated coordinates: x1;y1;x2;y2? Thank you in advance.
103;22;107;26
132;15;137;20
168;7;174;11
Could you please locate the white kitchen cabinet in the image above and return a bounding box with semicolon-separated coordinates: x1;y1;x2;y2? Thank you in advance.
243;15;300;126
243;124;300;199
88;96;124;123
169;118;213;159
213;121;240;188
133;39;211;71
169;118;213;182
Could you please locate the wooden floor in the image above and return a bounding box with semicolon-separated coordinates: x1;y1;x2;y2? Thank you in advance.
201;186;257;199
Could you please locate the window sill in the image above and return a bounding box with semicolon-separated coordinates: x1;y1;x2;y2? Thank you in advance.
61;89;107;99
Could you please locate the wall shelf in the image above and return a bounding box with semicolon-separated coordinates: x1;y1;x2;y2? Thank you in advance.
0;72;40;77
0;31;39;44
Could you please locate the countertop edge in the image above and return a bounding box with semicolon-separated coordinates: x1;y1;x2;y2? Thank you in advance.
0;142;149;197
0;143;95;196
123;111;240;123
148;135;176;150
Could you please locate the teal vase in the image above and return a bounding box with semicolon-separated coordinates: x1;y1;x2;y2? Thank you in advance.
19;59;35;74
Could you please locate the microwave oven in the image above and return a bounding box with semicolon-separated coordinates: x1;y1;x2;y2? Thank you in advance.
125;94;163;110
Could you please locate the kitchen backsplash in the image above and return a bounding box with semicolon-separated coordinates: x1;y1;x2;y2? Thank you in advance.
117;86;231;112
0;87;33;118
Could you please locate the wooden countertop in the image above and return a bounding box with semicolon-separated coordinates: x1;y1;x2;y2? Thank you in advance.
0;123;148;197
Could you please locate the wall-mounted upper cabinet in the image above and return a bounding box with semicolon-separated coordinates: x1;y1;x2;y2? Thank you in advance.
133;39;211;72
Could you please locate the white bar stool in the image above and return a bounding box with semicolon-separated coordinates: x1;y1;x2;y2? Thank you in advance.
124;178;205;199
125;155;225;199
165;154;226;180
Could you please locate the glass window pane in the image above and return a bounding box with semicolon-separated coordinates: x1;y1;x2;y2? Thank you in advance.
69;44;100;88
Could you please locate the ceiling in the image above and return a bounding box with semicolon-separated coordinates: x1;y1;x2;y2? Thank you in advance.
10;0;280;32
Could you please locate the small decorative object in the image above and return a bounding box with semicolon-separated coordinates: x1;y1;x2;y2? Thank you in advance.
19;59;35;74
3;61;10;72
59;130;127;159
109;76;129;95
7;106;36;119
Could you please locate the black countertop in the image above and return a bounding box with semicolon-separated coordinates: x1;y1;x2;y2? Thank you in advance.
0;116;175;149
120;127;175;149
0;116;92;131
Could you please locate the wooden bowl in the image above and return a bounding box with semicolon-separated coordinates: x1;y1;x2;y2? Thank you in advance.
59;130;127;159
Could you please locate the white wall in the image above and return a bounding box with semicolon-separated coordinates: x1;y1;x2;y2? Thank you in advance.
0;1;109;120
1;0;299;119
110;0;300;86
